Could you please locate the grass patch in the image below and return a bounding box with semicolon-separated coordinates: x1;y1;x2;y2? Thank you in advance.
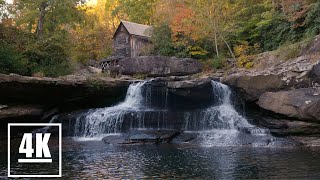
272;38;313;60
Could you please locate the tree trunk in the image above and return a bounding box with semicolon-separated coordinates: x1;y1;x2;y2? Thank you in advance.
214;20;219;57
218;32;236;60
36;2;48;39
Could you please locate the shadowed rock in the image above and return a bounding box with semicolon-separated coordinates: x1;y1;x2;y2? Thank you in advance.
119;56;203;77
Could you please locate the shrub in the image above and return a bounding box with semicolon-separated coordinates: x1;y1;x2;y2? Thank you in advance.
200;57;226;71
234;41;260;69
0;41;28;75
24;37;72;77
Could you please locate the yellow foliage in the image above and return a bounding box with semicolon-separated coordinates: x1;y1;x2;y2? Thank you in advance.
234;41;260;69
187;46;208;56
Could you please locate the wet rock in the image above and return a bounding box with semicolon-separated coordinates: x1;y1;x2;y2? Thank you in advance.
126;130;181;144
290;136;320;147
258;88;320;121
119;56;203;77
102;130;181;145
310;62;320;84
0;105;43;120
171;132;200;144
102;135;126;145
147;77;213;109
258;118;320;136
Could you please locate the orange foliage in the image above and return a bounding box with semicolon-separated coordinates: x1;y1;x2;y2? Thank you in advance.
170;3;196;42
280;0;310;27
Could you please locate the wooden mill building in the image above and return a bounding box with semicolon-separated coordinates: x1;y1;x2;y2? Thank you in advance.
113;21;152;58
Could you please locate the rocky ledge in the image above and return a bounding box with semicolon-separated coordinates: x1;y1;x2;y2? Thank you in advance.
0;73;132;121
222;53;320;137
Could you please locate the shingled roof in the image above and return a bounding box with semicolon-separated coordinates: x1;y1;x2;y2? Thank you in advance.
114;21;152;38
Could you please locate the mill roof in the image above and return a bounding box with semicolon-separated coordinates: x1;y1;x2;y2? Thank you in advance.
113;21;152;38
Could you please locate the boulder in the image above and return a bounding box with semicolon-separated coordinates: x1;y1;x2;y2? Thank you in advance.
166;77;211;89
258;88;320;121
310;62;320;84
119;56;203;77
147;77;214;110
258;117;320;136
126;130;181;144
102;130;181;145
222;56;318;101
223;74;285;101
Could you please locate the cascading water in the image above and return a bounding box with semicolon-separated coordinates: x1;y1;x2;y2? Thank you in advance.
185;81;269;146
73;81;148;137
50;79;275;146
184;81;267;132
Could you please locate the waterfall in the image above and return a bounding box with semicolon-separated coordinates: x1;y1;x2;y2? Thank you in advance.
184;81;255;130
194;81;268;146
62;79;270;146
74;81;148;137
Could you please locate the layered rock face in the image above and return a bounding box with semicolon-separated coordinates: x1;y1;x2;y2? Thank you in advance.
119;56;203;77
223;56;317;101
222;54;320;136
258;88;320;121
0;73;131;121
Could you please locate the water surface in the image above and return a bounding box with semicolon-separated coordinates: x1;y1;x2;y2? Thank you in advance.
1;137;320;179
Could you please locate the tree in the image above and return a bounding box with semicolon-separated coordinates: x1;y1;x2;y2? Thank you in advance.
110;0;159;25
14;0;86;38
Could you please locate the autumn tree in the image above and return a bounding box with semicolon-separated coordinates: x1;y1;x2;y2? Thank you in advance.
14;0;86;38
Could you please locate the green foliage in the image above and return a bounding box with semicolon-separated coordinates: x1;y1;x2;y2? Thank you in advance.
212;57;226;70
24;36;72;77
132;74;147;80
304;2;320;37
14;0;86;35
200;57;226;71
151;23;175;56
0;41;28;75
272;39;311;61
0;25;72;77
111;0;158;24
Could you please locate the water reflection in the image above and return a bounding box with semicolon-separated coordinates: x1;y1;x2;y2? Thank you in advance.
1;137;320;179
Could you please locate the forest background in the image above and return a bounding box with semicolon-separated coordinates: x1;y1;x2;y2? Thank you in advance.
0;0;319;77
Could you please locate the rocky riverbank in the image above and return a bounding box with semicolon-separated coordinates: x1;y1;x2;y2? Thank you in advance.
1;53;320;144
221;52;320;138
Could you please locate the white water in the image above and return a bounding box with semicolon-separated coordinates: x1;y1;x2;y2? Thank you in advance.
74;81;147;137
51;80;270;145
196;81;268;146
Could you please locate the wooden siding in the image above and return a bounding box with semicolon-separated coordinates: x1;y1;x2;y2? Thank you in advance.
113;25;131;57
113;23;151;58
131;36;150;57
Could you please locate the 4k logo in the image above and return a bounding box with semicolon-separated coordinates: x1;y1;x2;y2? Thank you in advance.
8;123;62;178
18;133;52;163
